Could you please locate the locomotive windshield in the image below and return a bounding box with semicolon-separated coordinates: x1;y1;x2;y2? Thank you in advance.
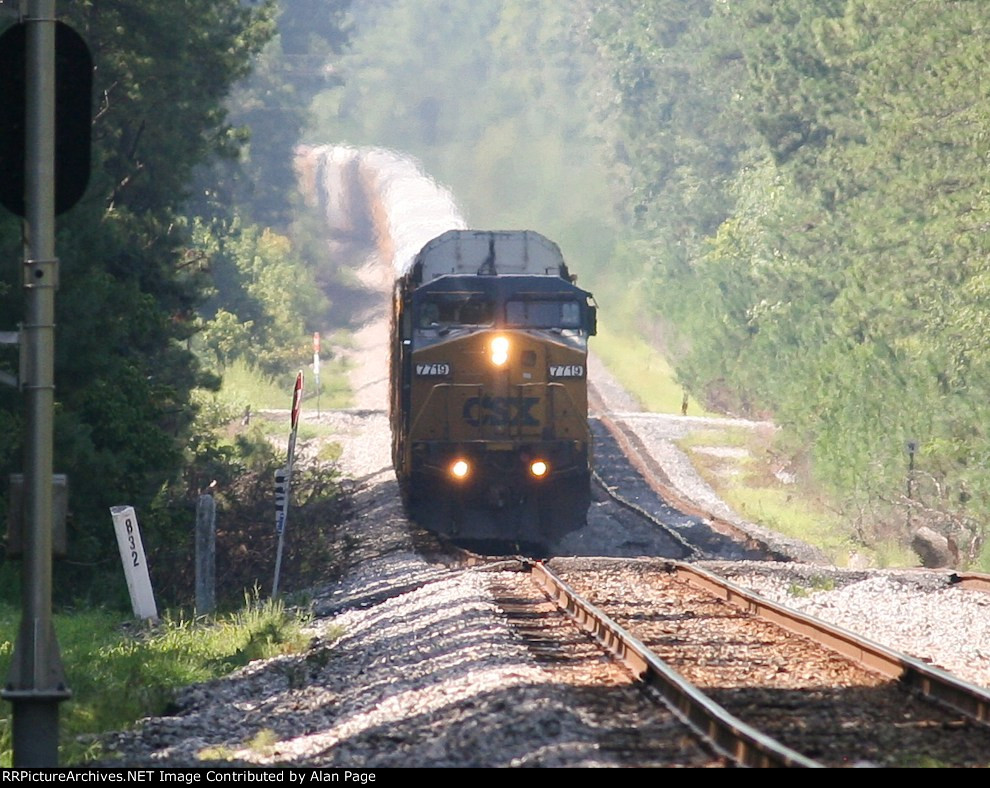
505;299;583;330
418;292;494;329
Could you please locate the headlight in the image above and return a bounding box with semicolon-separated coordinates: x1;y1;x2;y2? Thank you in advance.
490;336;510;366
450;459;470;479
530;460;549;478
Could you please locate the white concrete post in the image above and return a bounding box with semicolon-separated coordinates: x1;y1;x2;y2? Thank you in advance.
109;506;158;621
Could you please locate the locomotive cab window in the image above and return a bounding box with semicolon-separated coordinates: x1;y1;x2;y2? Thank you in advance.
506;300;583;330
418;293;493;329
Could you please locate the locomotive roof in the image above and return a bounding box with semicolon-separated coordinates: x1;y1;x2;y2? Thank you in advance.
412;273;590;300
409;229;571;283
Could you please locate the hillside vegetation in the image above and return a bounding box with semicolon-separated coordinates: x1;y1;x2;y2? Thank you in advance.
3;2;985;757
581;0;990;566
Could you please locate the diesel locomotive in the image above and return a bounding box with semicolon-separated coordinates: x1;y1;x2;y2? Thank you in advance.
389;229;597;547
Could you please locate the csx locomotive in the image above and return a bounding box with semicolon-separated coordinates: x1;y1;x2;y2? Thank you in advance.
390;229;597;547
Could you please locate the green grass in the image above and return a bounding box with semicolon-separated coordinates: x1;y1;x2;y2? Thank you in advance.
0;593;317;765
294;422;337;442
214;357;353;412
593;323;859;557
318;442;344;463
787;576;835;597
593;324;710;416
0;340;357;764
720;485;858;565
673;424;922;568
675;424;857;563
587;272;712;417
325;329;357;352
870;540;923;569
0;320;360;766
678;428;758;450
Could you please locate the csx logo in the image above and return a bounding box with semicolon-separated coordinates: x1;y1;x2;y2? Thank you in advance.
463;396;540;427
549;364;585;378
416;363;451;376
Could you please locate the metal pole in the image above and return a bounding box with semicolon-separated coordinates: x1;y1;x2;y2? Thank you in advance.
271;471;288;599
271;437;295;599
2;0;70;766
313;332;320;417
272;374;302;598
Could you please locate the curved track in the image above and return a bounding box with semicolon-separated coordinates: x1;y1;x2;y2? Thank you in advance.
536;558;990;767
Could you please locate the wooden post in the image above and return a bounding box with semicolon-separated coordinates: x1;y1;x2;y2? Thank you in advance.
195;493;216;615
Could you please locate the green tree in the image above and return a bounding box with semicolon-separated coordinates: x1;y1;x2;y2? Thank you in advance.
582;0;990;555
0;1;279;599
194;0;353;229
195;219;328;374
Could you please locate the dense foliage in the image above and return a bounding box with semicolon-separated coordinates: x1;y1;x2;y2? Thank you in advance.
581;0;990;560
0;0;351;606
300;0;990;561
0;593;317;765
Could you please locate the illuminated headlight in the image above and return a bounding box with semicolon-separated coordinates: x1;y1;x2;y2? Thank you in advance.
450;459;470;479
530;460;549;478
490;336;510;366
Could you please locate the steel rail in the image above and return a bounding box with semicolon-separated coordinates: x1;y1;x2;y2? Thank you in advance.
949;571;990;594
590;468;701;559
669;561;990;725
528;561;823;768
589;407;792;560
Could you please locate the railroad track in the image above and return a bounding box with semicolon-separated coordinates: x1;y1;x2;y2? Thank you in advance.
319;408;990;766
527;557;990;767
590;409;802;561
484;568;729;767
407;412;990;767
587;382;768;551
